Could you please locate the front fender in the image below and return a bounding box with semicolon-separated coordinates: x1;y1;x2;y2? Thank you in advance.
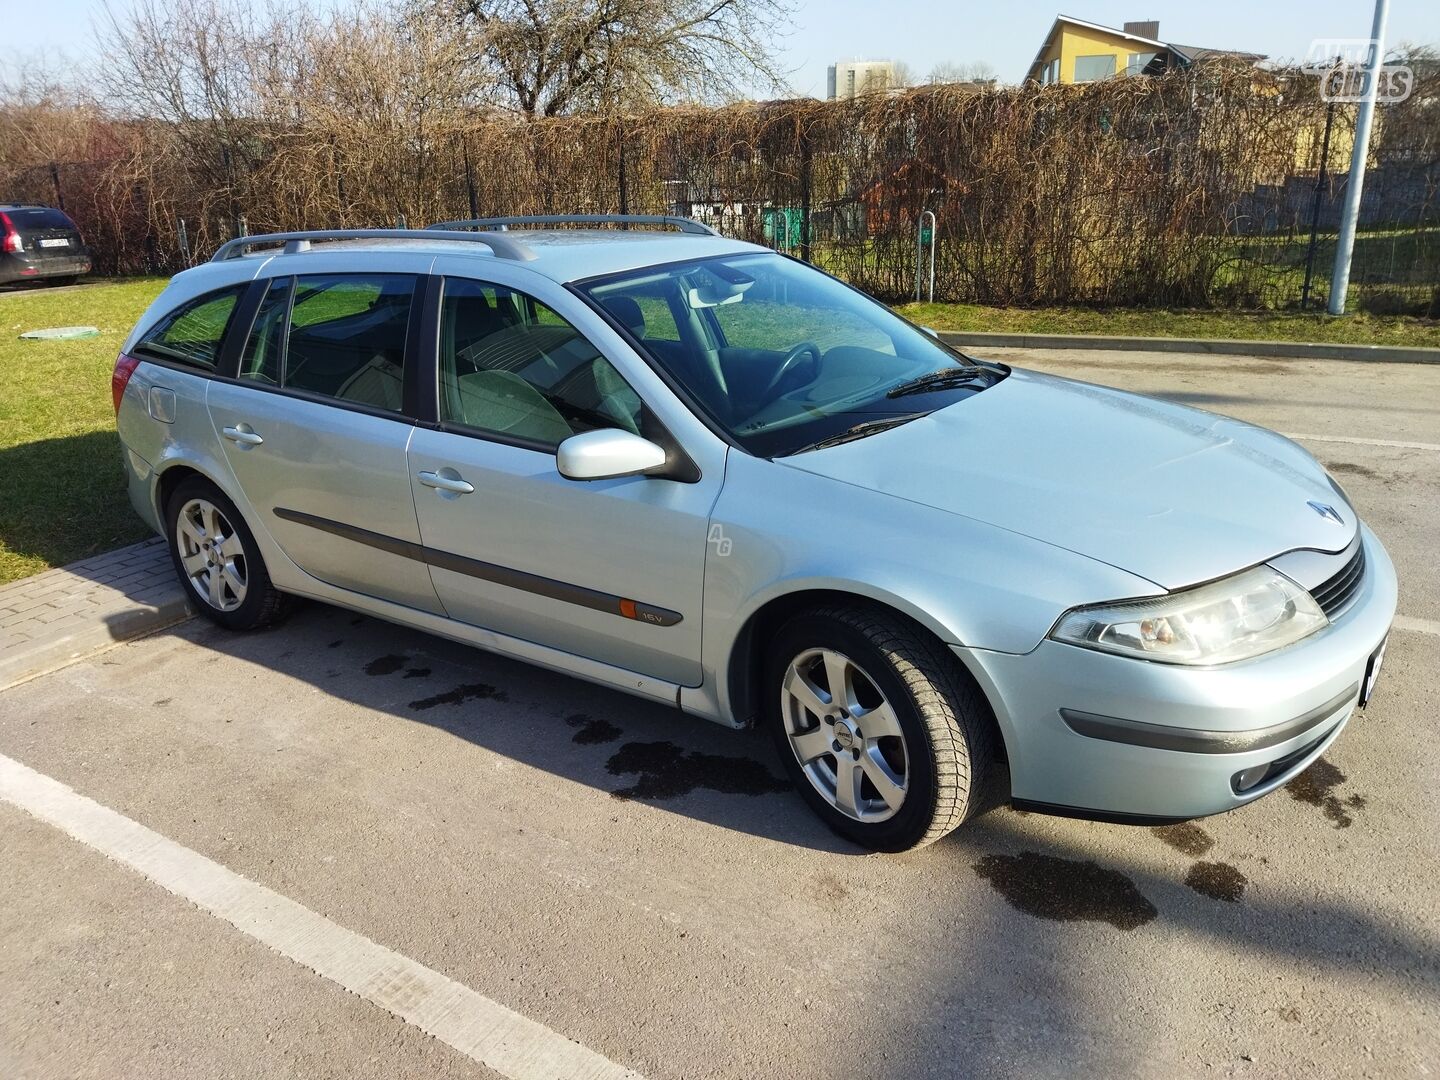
685;453;1157;726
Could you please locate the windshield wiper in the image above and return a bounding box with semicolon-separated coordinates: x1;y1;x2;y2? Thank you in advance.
885;366;986;399
789;412;930;455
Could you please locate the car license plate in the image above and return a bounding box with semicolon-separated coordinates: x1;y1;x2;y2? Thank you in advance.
38;238;70;248
1359;637;1388;708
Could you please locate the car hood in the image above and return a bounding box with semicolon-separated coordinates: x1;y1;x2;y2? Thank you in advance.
779;368;1355;590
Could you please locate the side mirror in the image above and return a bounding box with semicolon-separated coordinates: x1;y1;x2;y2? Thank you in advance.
556;428;668;481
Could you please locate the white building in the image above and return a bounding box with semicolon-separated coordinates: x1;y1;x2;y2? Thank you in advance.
827;60;895;100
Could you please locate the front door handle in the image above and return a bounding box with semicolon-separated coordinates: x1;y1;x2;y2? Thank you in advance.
222;424;264;447
417;469;475;495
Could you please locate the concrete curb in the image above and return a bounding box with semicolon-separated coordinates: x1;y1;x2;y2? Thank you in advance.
0;538;192;691
937;331;1440;364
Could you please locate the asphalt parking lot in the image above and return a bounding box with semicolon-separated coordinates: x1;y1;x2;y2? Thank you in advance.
2;348;1437;1079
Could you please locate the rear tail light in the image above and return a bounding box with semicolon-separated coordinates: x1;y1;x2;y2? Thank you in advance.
0;212;21;254
112;353;141;413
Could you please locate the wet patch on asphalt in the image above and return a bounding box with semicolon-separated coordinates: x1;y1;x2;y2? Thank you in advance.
403;667;431;680
1324;461;1382;481
364;654;408;676
973;852;1158;929
407;682;509;710
1286;757;1366;828
1185;861;1248;902
606;741;791;800
565;713;622;745
1152;822;1215;857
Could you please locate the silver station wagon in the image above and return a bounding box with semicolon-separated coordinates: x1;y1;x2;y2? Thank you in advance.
114;216;1396;852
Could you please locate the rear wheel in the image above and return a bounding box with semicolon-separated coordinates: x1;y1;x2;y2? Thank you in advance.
165;477;289;631
766;605;997;852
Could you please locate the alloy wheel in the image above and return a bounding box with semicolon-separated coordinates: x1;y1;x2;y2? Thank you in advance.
780;647;909;822
175;498;248;612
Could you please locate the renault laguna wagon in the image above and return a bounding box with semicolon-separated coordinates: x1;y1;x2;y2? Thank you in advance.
113;216;1396;851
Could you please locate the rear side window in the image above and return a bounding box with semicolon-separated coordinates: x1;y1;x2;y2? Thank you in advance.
135;286;244;371
280;274;414;412
7;207;76;231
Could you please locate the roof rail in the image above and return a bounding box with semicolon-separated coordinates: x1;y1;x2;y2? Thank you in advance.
427;214;719;237
209;228;536;263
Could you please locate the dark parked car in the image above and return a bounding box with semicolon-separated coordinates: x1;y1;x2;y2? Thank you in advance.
0;204;91;286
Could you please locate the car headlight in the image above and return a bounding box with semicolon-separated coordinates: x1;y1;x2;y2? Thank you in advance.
1051;566;1327;665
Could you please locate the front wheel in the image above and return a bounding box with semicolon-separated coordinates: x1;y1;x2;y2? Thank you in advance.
766;605;998;852
165;476;290;631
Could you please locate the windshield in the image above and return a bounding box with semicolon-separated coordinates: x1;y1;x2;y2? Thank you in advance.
577;253;1004;456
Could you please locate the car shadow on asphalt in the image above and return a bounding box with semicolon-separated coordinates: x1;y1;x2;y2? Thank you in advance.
142;598;863;855
113;599;1440;1024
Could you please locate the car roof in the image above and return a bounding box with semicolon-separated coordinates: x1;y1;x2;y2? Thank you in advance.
208;228;767;286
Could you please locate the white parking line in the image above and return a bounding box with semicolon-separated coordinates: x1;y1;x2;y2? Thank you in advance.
1395;615;1440;637
0;752;642;1080
1285;433;1440;452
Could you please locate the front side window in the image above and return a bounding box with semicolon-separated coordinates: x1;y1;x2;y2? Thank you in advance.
439;278;642;447
135;286;244;371
274;274;415;412
579;253;1004;457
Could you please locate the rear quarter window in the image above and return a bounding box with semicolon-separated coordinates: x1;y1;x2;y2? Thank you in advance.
134;286;245;371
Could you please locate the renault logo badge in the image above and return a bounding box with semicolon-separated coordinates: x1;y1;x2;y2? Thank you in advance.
1308;500;1344;526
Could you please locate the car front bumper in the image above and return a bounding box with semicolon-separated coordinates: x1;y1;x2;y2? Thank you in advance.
956;524;1397;822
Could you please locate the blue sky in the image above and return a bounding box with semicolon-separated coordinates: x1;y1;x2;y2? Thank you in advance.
7;0;1439;94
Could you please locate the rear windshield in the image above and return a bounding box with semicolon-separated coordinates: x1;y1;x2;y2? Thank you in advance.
6;207;77;231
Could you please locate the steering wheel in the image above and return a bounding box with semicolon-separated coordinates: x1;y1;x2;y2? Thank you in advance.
760;341;822;402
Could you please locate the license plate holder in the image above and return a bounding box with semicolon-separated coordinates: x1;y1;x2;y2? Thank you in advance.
1359;637;1388;709
38;238;70;248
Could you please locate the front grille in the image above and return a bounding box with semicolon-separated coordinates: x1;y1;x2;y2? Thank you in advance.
1311;542;1366;619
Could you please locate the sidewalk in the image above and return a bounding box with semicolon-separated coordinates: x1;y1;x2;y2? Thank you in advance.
0;538;191;690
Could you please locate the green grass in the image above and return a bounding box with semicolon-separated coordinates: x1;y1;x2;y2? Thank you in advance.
895;303;1440;349
0;278;165;584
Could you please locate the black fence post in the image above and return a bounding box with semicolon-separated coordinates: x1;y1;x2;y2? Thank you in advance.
799;123;812;263
1300;101;1337;311
49;162;65;211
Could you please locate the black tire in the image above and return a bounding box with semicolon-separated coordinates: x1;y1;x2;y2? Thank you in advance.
165;476;290;631
765;604;998;852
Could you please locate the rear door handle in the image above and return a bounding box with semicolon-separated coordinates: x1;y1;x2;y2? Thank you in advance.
222;424;264;447
417;469;474;495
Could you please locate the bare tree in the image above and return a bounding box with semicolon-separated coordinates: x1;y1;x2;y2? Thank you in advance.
442;0;794;117
890;60;915;89
927;60;997;85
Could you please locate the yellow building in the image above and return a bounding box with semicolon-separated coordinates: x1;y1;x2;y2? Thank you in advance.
1025;15;1263;85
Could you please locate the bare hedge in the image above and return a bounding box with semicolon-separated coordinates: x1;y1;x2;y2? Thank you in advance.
5;64;1437;312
